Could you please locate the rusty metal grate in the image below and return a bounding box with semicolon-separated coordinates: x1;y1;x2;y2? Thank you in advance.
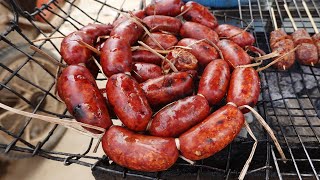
0;0;319;179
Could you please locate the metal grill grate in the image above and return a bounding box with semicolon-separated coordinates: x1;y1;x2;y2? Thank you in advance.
0;0;319;179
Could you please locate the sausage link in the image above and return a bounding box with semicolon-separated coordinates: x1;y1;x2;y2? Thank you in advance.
106;73;152;131
143;32;178;49
110;20;144;45
57;65;112;133
149;95;210;137
100;36;132;77
198;59;230;105
180;22;219;44
132;62;163;83
215;24;255;48
182;1;218;29
295;43;318;65
140;72;194;107
143;15;182;34
270;28;290;47
217;39;251;69
177;38;219;67
227;67;260;113
312;33;320;62
179;104;244;160
132;50;163;65
292;29;313;45
145;0;184;16
102;126;179;172
271;39;295;70
162;48;198;73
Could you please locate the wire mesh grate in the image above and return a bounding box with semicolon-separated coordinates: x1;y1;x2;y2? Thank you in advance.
0;0;319;179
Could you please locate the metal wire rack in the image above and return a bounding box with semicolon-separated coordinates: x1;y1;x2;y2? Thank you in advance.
0;0;319;179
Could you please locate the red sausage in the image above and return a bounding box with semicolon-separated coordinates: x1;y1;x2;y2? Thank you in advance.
132;50;162;65
100;36;132;77
57;65;112;133
182;1;218;29
198;59;230;105
110;20;144;45
292;29;313;45
271;39;295;70
113;10;146;27
179;104;244;160
149;95;210;137
143;15;182;34
102;126;179;172
177;38;219;66
143;32;178;49
106;73;152;131
227;67;260;113
140;72;194;107
215;24;255;48
180;22;219;44
145;0;184;16
132;62;163;83
60;23;112;65
312;33;320;62
162;48;198;73
217;39;251;69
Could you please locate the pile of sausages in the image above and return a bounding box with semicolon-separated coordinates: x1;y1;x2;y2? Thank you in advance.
270;28;320;70
57;0;273;172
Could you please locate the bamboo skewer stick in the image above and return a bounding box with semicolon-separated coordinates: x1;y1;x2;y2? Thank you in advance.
302;0;319;34
284;3;298;31
270;7;278;30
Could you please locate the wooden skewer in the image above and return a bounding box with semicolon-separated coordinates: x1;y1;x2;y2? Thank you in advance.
284;3;298;31
270;7;278;30
77;40;101;55
302;0;319;34
29;46;67;68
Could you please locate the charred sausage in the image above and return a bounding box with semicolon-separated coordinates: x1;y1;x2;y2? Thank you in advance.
110;20;144;45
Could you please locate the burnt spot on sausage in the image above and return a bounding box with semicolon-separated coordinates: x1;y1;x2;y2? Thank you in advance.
216;120;224;125
73;104;85;119
162;78;174;87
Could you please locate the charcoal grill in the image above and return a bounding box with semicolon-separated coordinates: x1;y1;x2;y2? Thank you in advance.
0;0;319;179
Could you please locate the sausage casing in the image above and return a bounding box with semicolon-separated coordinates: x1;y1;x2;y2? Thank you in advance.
145;0;184;16
102;126;179;172
132;62;163;83
143;32;178;49
143;15;182;34
179;104;244;160
180;22;219;44
106;73;152;131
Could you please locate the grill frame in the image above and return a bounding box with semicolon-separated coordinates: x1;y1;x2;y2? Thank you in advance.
0;0;319;179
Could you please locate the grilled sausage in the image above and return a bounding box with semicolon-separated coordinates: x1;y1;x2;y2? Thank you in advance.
149;95;210;137
292;29;318;65
217;39;251;69
162;48;198;73
227;67;260;113
145;0;184;16
198;59;230;105
132;50;163;65
179;104;244;160
132;62;163;83
100;36;132;77
110;20;144;45
177;38;219;67
270;28;290;47
215;24;255;48
106;73;152;131
143;15;182;34
102;126;179;172
180;22;219;44
140;72;194;107
182;1;218;29
143;32;178;49
271;39;295;70
57;65;112;133
312;33;320;62
60;23;112;65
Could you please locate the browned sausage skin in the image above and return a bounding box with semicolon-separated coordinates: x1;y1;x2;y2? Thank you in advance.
177;38;219;67
106;73;152;131
215;24;255;48
292;29;318;65
132;50;163;65
179;104;244;160
132;62;163;83
227;67;260;113
217;39;251;69
140;72;194;107
149;95;210;137
143;32;178;50
182;1;218;29
100;36;132;77
57;65;112;133
198;59;230;105
143;15;182;34
60;23;113;65
312;33;320;62
180;22;219;44
163;48;198;73
110;19;144;45
102;126;179;172
145;0;184;16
